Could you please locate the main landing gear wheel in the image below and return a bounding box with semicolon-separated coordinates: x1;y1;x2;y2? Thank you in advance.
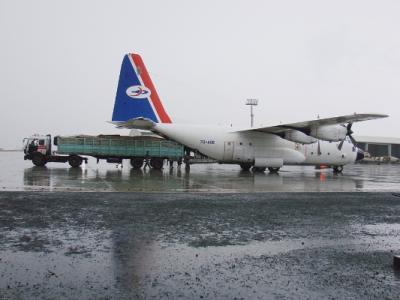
32;152;47;167
333;165;344;173
268;167;280;173
252;167;266;173
130;158;144;169
68;155;83;168
150;158;164;170
240;163;252;171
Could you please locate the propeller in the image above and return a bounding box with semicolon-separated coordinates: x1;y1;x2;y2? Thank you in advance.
317;139;321;155
338;123;357;150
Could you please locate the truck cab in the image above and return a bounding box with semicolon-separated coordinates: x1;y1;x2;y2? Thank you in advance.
23;134;52;166
23;134;52;156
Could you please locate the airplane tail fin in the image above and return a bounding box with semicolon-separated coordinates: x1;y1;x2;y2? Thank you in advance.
111;53;172;123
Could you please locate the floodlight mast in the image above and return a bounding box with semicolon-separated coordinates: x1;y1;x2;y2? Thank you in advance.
246;99;258;127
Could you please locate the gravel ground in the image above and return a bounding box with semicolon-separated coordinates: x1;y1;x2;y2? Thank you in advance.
1;192;400;299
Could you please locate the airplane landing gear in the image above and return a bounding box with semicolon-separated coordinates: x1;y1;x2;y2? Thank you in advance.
252;167;266;173
268;167;280;173
333;165;343;173
240;163;252;171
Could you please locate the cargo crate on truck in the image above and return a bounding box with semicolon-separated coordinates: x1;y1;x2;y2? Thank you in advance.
23;134;184;169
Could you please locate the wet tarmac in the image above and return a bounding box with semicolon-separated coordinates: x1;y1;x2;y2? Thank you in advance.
1;152;400;299
1;192;400;299
1;152;400;192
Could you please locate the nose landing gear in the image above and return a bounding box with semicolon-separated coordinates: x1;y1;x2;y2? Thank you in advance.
239;163;252;171
333;165;344;173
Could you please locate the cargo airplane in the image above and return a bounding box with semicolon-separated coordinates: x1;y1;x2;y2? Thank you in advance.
111;53;388;173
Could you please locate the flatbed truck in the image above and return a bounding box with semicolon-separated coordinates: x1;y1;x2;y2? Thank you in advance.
23;134;184;170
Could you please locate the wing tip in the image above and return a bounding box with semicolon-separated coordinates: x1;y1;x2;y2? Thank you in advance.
357;113;389;119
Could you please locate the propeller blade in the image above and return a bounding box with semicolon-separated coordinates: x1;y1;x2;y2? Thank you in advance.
338;122;355;151
317;140;321;155
347;122;353;131
349;134;357;146
338;139;345;150
346;122;354;135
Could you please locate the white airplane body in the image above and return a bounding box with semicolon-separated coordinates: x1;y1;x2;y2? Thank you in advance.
111;53;387;172
154;123;356;166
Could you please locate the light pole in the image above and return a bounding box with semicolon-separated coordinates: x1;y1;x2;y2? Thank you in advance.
246;98;258;127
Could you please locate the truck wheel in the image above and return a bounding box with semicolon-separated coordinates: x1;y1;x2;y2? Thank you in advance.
69;155;82;168
150;158;164;170
130;158;144;169
32;152;47;167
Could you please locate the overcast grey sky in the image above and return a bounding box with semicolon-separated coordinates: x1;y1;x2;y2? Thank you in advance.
1;0;399;149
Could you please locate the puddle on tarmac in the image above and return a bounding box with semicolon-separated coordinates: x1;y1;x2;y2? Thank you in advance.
1;152;400;192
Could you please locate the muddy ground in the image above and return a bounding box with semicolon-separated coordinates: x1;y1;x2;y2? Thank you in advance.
1;192;400;299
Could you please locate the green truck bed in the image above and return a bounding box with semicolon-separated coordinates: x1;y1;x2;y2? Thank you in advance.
55;135;184;158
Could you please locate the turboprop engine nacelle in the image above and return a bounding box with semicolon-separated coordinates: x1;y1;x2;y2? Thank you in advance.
283;130;317;144
309;125;347;142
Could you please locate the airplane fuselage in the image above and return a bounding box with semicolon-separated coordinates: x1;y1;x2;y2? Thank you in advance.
110;53;381;171
153;124;358;167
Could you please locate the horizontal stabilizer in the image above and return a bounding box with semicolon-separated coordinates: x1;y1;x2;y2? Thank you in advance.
109;117;156;130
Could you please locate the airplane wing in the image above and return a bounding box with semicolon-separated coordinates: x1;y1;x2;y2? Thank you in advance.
235;113;388;134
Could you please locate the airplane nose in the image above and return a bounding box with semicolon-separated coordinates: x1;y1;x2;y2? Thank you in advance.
356;149;365;161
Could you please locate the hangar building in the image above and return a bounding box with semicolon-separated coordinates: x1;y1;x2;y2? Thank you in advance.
355;136;400;158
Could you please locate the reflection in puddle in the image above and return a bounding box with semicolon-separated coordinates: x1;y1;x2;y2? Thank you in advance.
0;152;399;191
20;162;367;192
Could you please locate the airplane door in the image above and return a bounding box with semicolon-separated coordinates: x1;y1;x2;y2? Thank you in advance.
223;141;234;161
233;143;253;162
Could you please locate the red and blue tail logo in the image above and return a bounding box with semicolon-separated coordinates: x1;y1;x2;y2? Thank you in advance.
112;54;172;123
